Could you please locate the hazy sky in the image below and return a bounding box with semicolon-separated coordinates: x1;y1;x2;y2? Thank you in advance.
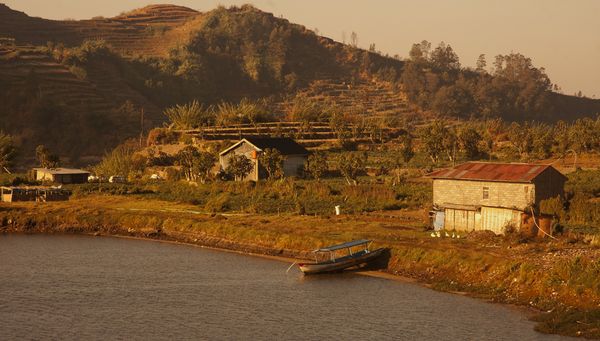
5;0;600;97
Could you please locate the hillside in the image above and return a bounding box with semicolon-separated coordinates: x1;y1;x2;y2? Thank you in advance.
0;3;410;162
1;3;599;164
0;4;201;56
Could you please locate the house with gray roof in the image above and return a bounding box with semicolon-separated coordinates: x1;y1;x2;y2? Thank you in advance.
219;137;309;181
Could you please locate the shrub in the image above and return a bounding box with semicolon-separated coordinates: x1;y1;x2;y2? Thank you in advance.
69;65;87;80
337;152;367;185
226;154;253;181
215;98;274;126
540;196;566;222
305;152;327;180
204;193;231;212
146;128;179;145
94;140;143;178
164;100;215;129
259;148;284;180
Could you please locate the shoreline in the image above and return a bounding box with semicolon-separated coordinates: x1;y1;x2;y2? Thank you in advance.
94;231;421;283
2;230;541;320
1;196;598;338
90;232;542;318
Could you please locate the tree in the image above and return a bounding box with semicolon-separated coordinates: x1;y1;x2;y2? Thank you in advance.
227;154;253;181
482;118;503;159
94;141;141;178
492;53;552;119
175;146;216;183
458;125;481;159
389;134;414;185
350;31;358;47
419;120;457;163
164;100;215;129
398;134;415;164
569;118;598;153
432;82;475;118
552;120;570;156
259;148;284;180
476;54;487;73
408;40;431;63
430;42;460;72
305;152;327;180
329;111;351;145
195;152;217;183
338;152;367;186
400;61;435;108
419;121;446;164
365;118;389;145
530;123;553;159
0;131;16;173
507;122;533;158
441;127;459;163
35;145;60;168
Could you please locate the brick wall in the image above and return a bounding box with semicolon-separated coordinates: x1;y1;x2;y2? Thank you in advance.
433;179;534;211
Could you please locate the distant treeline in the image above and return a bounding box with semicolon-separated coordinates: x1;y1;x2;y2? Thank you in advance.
398;40;599;122
416;117;600;164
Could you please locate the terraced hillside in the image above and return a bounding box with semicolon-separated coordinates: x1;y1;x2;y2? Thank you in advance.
0;43;161;128
0;46;110;111
0;4;201;57
0;3;409;162
277;78;412;120
174;121;406;146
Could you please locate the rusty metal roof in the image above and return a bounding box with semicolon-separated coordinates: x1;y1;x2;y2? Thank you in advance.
427;162;564;183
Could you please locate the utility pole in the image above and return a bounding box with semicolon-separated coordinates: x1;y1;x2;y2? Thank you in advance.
139;108;144;148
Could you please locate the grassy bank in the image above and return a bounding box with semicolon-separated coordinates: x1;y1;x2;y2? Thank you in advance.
64;177;431;215
2;195;600;338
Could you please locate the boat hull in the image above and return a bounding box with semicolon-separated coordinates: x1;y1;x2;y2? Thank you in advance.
298;248;386;275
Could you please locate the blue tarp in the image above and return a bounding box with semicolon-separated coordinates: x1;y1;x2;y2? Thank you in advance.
433;211;445;231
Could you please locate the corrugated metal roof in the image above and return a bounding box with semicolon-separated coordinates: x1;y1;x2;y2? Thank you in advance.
427;162;563;183
33;168;90;175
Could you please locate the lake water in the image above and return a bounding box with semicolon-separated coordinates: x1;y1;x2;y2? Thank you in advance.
0;235;572;340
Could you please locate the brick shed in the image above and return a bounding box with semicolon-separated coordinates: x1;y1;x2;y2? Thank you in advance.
427;162;566;234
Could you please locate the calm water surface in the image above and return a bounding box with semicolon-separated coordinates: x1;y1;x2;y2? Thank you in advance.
0;235;572;340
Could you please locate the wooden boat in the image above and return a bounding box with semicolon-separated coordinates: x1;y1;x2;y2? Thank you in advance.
298;239;385;275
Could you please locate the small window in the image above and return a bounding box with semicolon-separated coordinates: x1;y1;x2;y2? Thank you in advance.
482;186;489;199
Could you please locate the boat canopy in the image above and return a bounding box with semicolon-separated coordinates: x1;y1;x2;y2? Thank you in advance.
313;239;371;253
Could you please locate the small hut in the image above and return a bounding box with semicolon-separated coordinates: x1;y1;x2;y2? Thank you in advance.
31;168;90;184
219;137;309;181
